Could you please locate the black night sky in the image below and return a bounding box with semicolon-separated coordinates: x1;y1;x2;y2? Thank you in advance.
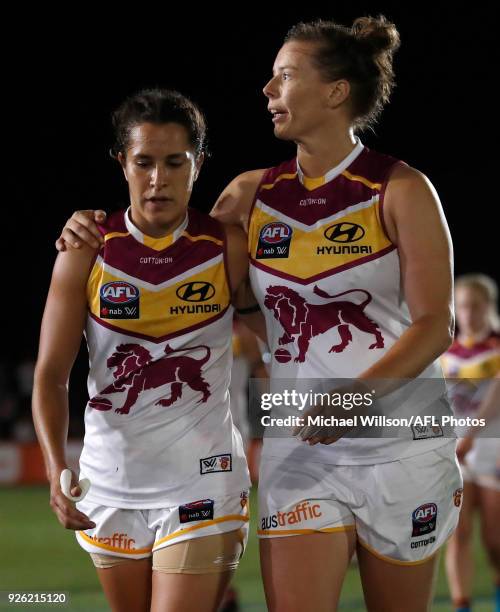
8;5;498;364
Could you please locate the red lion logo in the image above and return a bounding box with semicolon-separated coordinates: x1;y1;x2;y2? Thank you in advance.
264;285;384;363
89;343;211;414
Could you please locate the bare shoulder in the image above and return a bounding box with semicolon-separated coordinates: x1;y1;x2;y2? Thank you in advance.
52;244;98;287
210;169;267;230
386;163;440;207
383;164;445;242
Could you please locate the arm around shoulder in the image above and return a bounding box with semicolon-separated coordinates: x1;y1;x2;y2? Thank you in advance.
210;169;266;231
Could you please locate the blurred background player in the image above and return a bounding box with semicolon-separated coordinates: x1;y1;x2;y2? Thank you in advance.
441;274;500;612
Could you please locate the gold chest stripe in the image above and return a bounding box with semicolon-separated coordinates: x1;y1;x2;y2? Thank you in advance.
261;173;297;190
104;232;130;242
341;170;382;191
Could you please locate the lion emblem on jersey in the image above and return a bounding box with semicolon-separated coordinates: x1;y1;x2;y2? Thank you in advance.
264;285;384;363
89;343;211;414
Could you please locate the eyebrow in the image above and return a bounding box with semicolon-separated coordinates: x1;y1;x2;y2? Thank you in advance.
274;65;297;73
132;152;189;159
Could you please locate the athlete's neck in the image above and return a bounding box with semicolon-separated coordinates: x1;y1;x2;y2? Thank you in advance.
129;209;187;239
296;127;357;178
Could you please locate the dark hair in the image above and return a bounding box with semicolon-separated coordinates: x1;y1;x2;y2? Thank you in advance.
110;88;207;159
285;15;400;131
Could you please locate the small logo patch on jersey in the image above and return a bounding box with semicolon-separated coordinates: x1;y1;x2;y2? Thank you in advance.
176;282;216;302
256;222;292;259
411;424;444;440
411;503;437;537
324;222;365;243
200;454;232;474
100;281;139;319
179;499;214;523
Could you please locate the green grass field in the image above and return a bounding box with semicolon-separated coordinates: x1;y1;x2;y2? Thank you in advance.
0;486;495;611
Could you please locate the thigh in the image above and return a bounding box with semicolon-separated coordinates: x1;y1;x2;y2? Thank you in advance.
357;543;438;612
260;531;357;612
75;500;155;611
477;484;500;547
95;558;152;612
151;571;233;612
258;456;357;611
150;531;244;612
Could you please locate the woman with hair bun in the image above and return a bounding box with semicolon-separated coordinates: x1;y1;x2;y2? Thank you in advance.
56;15;461;611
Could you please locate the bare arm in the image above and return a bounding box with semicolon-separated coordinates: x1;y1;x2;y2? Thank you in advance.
224;223;268;343
235;320;269;379
32;246;97;529
360;164;454;385
210;169;266;231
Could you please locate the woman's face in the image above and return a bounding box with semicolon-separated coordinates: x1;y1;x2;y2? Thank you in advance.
455;285;491;336
119;122;202;236
263;41;348;143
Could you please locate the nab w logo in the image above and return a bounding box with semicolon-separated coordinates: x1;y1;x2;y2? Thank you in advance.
324;223;365;243
200;453;232;474
176;282;215;303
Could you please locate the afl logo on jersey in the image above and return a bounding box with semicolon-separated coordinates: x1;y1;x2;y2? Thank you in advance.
100;282;139;319
324;223;365;243
411;503;438;537
176;282;216;303
100;282;139;303
260;222;292;244
256;222;293;260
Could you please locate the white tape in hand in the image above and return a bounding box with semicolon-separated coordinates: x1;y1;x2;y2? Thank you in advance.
59;468;91;502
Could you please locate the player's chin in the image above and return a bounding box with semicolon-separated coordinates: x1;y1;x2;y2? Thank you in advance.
146;203;182;225
273;122;294;141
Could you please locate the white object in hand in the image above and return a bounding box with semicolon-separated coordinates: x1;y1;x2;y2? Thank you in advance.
59;469;91;501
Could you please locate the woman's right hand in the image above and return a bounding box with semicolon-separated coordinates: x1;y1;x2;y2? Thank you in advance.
49;469;96;530
55;210;107;251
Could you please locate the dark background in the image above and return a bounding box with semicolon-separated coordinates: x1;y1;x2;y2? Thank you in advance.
4;4;498;372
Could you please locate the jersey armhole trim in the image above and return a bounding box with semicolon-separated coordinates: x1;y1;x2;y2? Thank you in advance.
378;160;407;245
222;224;233;297
247;169;271;253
